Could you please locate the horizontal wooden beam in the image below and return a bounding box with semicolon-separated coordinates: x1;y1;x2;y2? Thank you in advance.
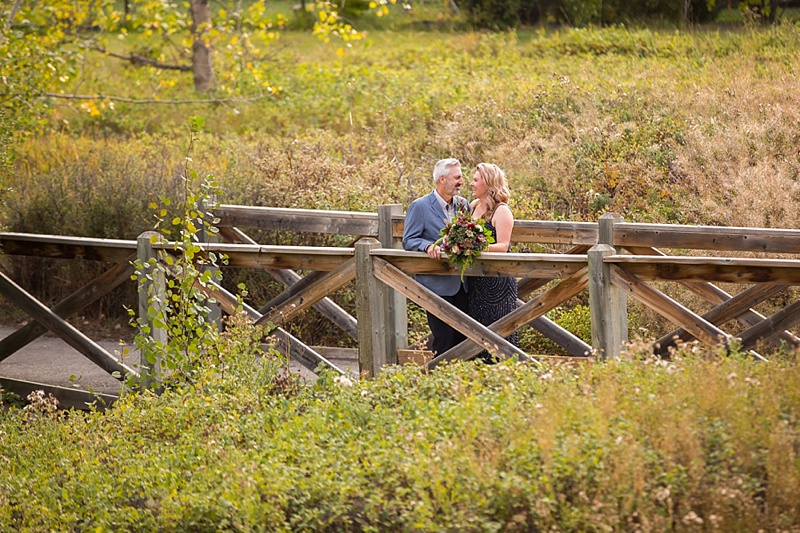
0;232;136;262
0;377;118;411
615;223;800;253
155;242;355;271
374;249;587;279
606;255;800;284
212;205;379;236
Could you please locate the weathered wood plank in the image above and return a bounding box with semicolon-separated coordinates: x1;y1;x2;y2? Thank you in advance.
375;249;587;279
355;239;392;377
624;246;800;349
187;275;348;376
391;218;598;245
137;232;166;389
528;315;592;357
165;243;354;271
615;223;800;253
511;220;600;245
0;270;137;379
371;257;531;363
379;205;408;356
736;299;800;352
610;265;734;350
212;205;380;236
256;259;356;328
429;268;590;367
0;377;118;411
310;346;358;359
606;255;800;284
589;245;622;360
217;226;359;341
0;255;136;362
0;232;136;262
655;283;796;353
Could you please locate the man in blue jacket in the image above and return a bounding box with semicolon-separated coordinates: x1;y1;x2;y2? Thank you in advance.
402;158;470;357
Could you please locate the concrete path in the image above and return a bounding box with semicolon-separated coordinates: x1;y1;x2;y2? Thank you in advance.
0;326;358;400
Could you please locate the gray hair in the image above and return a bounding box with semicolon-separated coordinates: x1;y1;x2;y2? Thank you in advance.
433;158;460;184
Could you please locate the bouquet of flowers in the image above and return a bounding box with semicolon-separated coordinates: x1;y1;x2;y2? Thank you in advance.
435;203;495;281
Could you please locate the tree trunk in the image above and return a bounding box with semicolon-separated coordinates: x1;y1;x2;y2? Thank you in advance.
190;0;213;92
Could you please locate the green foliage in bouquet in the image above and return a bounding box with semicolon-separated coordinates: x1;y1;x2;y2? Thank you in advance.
435;203;495;281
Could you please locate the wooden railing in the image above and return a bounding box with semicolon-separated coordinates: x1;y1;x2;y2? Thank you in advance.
2;205;800;406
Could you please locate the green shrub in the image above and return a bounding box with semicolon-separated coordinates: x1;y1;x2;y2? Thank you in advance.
2;346;800;530
466;0;523;29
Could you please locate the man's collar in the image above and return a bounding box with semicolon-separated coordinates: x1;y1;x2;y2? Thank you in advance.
433;189;450;209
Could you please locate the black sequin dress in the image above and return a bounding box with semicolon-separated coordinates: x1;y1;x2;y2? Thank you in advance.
468;219;519;363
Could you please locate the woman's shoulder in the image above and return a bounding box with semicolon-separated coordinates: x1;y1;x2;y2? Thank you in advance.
494;202;513;215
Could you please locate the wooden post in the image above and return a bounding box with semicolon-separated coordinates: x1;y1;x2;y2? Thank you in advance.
378;204;408;357
588;244;621;359
599;213;627;347
355;238;393;377
137;231;167;389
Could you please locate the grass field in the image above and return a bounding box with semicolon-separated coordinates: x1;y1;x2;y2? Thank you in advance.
3;12;800;530
4;18;800;350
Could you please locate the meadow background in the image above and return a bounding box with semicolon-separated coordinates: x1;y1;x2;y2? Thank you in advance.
2;1;800;529
5;9;800;350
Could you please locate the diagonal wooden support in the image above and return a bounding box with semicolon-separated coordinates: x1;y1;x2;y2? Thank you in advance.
255;258;355;329
0;269;137;378
429;267;590;368
188;275;348;376
625;245;799;349
370;257;531;364
610;264;767;361
737;298;800;351
0;254;136;362
258;270;328;313
655;283;791;354
218;226;358;340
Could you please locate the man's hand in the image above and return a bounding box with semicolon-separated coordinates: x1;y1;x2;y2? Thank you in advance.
426;243;442;259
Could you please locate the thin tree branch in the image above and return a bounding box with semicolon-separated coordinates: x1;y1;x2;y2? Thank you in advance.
39;92;272;104
4;0;22;31
91;44;192;71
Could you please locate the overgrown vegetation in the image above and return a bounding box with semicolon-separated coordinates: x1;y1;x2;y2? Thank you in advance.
2;340;800;530
2;5;800;529
4;23;800;350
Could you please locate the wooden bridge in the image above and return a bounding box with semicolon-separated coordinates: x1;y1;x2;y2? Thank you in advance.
2;204;800;408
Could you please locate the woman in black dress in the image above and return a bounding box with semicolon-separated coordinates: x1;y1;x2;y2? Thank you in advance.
468;163;518;363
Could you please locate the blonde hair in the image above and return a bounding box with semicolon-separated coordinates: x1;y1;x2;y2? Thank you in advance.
476;162;510;219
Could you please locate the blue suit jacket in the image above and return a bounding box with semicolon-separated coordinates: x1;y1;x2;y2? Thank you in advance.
402;191;470;296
